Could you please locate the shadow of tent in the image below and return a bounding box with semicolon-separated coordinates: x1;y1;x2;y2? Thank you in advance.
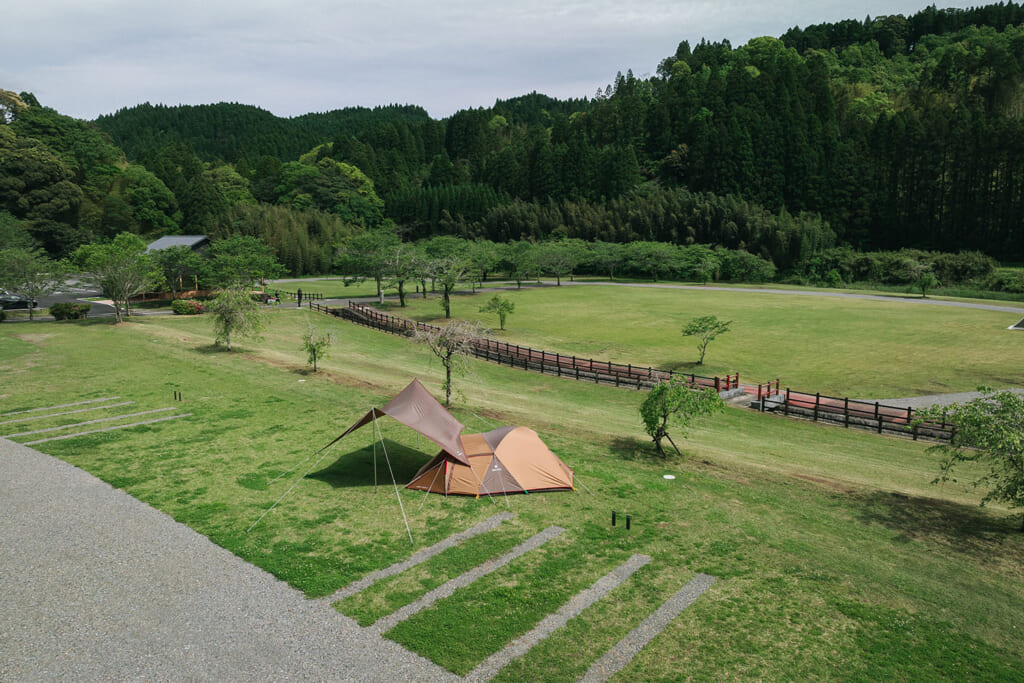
306;439;429;488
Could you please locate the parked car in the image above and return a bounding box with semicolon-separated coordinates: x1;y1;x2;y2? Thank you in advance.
0;290;37;309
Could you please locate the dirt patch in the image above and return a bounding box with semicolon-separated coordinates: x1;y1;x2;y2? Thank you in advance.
12;333;55;345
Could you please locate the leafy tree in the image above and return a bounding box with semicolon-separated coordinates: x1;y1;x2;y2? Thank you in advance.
334;228;401;304
917;389;1024;531
534;238;584;285
509;241;541;289
302;323;335;372
72;233;163;323
914;270;940;298
640;379;725;457
415;319;485;406
430;255;466;319
208;235;285;287
384;243;426;307
683;315;732;365
479;294;515;330
210;285;266;351
0;248;68;321
151;245;207;297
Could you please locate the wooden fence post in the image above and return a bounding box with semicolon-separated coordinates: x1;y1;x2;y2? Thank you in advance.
785;388;790;416
814;393;820;422
844;398;850;428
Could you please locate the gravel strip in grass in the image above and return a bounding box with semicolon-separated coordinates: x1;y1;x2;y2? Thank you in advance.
465;553;651;682
0;400;134;426
372;525;565;634
3;407;177;438
580;573;717;683
22;413;193;445
0;396;121;417
325;512;515;603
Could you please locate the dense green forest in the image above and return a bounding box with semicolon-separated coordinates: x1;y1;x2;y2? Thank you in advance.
3;3;1024;279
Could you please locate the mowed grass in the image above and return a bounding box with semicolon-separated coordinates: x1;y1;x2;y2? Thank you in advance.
1;301;1022;680
383;283;1024;398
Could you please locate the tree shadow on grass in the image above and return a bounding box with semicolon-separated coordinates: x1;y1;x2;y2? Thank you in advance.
851;490;1023;560
194;344;229;354
611;435;668;461
307;440;429;488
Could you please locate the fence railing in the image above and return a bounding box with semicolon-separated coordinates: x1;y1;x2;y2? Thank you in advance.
317;301;951;442
273;289;324;301
337;301;738;392
766;388;954;441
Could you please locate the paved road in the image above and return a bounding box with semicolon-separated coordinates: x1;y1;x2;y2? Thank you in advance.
0;438;456;682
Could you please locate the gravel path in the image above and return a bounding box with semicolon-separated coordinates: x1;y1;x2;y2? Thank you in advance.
580;573;717;683
465;554;651;682
861;387;1024;409
325;512;514;603
0;438;457;682
369;526;565;635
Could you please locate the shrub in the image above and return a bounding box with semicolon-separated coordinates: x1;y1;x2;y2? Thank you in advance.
0;310;6;323
49;302;90;320
172;299;204;315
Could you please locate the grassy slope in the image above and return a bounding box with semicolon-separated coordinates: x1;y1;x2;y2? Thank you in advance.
384;284;1024;398
1;305;1022;680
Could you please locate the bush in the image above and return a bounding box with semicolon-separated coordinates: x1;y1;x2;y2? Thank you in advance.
49;302;90;320
172;299;204;315
0;310;6;323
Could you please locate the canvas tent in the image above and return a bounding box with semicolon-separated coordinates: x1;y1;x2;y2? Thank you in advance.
333;379;574;497
407;425;575;496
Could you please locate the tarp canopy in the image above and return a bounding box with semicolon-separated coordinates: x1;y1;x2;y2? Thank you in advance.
406;426;575;496
326;378;574;497
330;378;468;464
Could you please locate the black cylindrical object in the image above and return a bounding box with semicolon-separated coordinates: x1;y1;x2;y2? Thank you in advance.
612;510;616;526
626;514;632;530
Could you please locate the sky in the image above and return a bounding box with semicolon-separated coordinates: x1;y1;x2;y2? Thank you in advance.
2;1;985;121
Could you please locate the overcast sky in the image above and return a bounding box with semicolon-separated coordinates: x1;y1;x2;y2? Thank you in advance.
2;1;984;121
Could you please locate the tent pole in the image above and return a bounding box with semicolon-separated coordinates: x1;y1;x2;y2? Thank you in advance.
373;412;414;545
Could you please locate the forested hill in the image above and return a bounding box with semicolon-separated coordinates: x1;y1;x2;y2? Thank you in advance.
4;3;1024;274
95;103;436;163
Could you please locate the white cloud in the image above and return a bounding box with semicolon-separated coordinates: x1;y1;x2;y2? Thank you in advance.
0;1;985;120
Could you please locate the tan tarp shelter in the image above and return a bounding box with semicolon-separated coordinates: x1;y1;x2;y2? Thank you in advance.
407;425;575;496
332;379;574;497
329;378;468;463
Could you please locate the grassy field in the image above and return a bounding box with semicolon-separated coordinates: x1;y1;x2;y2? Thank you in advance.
380;283;1024;398
1;300;1022;680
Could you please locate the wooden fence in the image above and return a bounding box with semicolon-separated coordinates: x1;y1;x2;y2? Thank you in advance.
329;301;738;392
312;300;951;442
766;388;954;441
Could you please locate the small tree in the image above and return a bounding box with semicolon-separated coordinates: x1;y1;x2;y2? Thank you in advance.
210;286;266;351
73;233;163;323
916;271;940;298
916;389;1024;531
430;255;466;319
683;315;732;365
415;319;484;406
302;323;335;372
479;294;515;330
0;248;68;321
640;379;725;457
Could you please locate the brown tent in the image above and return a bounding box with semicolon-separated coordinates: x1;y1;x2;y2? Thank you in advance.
407;425;575;496
331;379;573;496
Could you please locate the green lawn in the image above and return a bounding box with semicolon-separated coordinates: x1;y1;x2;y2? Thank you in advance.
381;283;1024;398
1;301;1022;680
